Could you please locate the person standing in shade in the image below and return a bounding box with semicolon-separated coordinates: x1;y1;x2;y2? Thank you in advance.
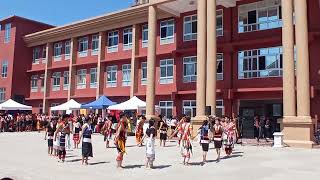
114;114;128;168
212;118;223;162
141;119;156;169
78;118;93;165
159;115;168;147
135;115;146;147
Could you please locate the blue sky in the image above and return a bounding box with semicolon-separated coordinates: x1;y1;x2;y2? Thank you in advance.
0;0;134;26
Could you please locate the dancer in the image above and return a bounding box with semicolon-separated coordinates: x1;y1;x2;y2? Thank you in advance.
102;116;113;148
140;119;156;169
53;119;59;157
224;117;236;156
78;118;93;165
73;119;81;149
194;120;210;165
159;115;168;147
54;119;66;163
44;121;55;156
114;113;128;168
135;115;146;146
212;118;223;162
170;115;186;147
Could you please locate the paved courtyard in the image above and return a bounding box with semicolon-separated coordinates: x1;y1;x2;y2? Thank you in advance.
0;132;320;180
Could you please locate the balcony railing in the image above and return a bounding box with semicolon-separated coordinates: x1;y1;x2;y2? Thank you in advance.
132;0;149;6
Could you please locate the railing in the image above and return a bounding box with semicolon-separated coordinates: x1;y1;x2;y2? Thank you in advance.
132;0;149;6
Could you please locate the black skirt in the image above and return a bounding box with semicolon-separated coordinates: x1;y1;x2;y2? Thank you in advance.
160;133;167;140
82;142;93;157
214;140;222;149
201;143;209;152
48;139;53;147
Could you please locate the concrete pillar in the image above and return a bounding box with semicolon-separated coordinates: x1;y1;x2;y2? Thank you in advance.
282;0;296;117
294;0;311;117
130;24;140;98
42;42;52;114
96;32;106;99
146;5;157;118
206;0;217;116
195;0;207;117
68;38;77;100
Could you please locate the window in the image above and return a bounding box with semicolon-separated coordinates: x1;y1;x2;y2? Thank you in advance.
31;75;38;92
77;69;87;89
78;37;88;57
183;10;223;41
33;48;41;64
183;56;197;83
238;0;282;33
107;65;117;87
217;9;224;36
63;71;69;90
123;28;133;50
160;19;174;45
183;100;197;117
4;23;11;43
159;101;173;118
184;15;197;41
141;62;147;85
142;24;148;48
217;53;224;80
91;35;99;55
0;88;5;103
40;74;45;92
108;31;119;53
1;61;8;78
216;100;224;117
238;47;284;79
90;68;97;88
52;72;61;91
160;59;174;84
53;42;62;61
42;46;47;63
122;64;131;86
65;41;71;59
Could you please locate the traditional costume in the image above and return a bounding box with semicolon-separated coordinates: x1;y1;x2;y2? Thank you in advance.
73;122;81;142
115;121;127;161
199;124;210;152
58;131;66;160
82;124;93;158
47;123;55;148
103;120;112;142
135;120;144;145
159;120;168;141
181;122;193;158
224;122;236;155
213;124;223;149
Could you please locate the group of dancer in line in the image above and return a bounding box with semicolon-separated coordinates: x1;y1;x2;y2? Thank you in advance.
44;113;238;168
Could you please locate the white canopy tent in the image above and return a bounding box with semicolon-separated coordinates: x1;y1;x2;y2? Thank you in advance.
50;99;82;111
108;96;146;111
0;99;32;111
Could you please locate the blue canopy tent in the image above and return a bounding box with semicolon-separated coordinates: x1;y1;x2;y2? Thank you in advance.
81;96;116;109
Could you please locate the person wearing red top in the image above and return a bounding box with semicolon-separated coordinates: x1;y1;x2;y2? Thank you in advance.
114;113;128;168
135;116;146;146
102;116;113;148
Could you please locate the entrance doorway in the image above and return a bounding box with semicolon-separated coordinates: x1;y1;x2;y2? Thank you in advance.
239;100;282;138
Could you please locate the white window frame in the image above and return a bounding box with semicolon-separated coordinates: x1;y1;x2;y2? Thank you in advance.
78;37;88;57
77;69;87;89
91;35;99;56
52;72;61;91
238;0;282;33
160;19;175;45
107;31;119;53
183;56;197;83
217;53;224;80
160;59;174;84
65;41;71;60
106;65;117;87
33;47;41;64
63;71;69;90
0;88;5;103
182;100;197;117
122;64;131;86
31;75;38;92
142;24;148;48
159;101;173;118
123;28;133;50
4;23;11;43
217;9;224;36
216;100;225;117
42;46;47;63
141;62;147;85
183;15;197;41
238;46;285;79
1;61;8;78
40;74;45;92
53;42;62;61
90;68;98;88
